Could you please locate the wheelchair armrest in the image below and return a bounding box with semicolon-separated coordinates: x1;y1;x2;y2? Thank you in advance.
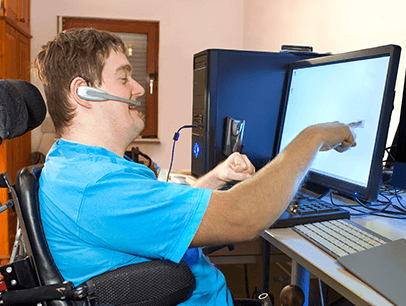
1;282;75;304
80;259;195;306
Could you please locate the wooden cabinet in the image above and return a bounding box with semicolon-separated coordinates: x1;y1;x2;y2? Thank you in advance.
0;0;31;265
1;0;30;33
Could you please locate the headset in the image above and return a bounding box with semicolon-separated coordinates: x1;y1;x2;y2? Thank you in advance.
76;86;141;107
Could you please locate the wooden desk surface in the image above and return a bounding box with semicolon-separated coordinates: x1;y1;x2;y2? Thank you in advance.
261;214;406;306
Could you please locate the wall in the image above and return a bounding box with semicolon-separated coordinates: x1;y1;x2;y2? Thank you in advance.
243;0;406;146
32;0;406;169
30;0;244;170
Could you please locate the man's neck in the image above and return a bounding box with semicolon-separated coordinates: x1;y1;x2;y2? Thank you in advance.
62;127;131;157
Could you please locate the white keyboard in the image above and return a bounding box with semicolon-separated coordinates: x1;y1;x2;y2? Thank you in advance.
293;219;391;258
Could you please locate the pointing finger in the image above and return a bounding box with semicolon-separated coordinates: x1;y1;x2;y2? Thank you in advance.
348;120;365;129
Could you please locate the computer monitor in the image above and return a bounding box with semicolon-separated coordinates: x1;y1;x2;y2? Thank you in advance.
276;45;401;202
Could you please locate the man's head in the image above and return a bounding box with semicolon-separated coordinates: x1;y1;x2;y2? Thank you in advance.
33;28;126;136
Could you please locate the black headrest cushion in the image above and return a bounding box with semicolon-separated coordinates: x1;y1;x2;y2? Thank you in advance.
0;80;46;141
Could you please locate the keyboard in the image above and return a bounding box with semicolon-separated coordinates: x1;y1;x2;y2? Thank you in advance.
293;219;391;258
271;191;350;228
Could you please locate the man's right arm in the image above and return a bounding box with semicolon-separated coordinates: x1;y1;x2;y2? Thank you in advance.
190;122;359;248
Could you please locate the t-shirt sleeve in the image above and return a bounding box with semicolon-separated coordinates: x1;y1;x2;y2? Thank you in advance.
76;169;212;263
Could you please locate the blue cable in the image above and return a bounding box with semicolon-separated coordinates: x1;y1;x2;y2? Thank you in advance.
166;125;200;182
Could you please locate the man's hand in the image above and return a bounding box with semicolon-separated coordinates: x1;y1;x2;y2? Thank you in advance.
308;120;364;153
217;152;256;183
192;152;255;190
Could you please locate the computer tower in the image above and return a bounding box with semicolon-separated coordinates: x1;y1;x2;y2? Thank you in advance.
191;49;322;177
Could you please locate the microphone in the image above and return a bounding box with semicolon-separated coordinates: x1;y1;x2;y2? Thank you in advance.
0;80;47;144
76;86;141;106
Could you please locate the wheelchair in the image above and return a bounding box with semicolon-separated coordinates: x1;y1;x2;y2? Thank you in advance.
0;80;274;305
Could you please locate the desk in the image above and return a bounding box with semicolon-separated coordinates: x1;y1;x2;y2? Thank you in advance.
261;210;406;306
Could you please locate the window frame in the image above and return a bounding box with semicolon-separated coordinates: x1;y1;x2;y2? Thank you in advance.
60;16;159;138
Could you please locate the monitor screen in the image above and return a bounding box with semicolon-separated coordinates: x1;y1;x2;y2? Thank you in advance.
277;45;401;202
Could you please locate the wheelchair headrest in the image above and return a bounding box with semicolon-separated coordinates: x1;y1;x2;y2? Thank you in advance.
0;80;46;144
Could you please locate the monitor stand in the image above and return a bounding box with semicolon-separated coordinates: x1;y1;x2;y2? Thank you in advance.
301;180;331;199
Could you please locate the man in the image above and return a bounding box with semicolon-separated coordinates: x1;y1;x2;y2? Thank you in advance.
33;28;359;305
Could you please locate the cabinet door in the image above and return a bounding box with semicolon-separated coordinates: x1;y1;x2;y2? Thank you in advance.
4;23;18;79
2;0;18;22
17;0;29;34
18;32;30;80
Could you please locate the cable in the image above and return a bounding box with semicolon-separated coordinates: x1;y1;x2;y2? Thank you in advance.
348;193;406;219
383;145;396;167
166;125;200;182
244;264;250;298
350;197;392;216
306;161;406;220
318;279;325;306
327;188;406;219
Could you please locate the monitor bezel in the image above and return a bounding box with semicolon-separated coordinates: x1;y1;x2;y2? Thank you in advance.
275;44;401;202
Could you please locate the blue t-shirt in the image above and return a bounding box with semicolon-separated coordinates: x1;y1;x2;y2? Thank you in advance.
39;139;233;305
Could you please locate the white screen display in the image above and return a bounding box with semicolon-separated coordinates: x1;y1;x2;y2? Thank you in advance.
279;56;390;188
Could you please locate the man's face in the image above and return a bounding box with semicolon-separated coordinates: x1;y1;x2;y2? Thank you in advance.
98;50;146;140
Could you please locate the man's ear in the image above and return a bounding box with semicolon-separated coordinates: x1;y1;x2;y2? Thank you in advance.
70;77;92;109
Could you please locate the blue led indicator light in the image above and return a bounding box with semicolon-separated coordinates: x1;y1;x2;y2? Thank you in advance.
193;143;200;158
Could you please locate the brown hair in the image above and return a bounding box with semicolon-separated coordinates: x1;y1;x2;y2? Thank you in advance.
33;28;126;136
